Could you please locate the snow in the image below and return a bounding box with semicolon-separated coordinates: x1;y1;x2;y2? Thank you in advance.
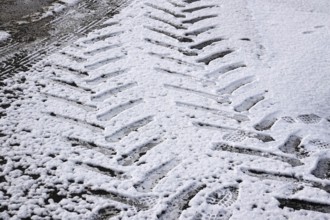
0;31;10;42
0;0;330;219
248;0;330;116
39;0;81;19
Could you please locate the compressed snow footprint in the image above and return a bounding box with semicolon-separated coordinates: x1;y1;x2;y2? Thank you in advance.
193;210;232;220
191;186;239;220
222;131;247;143
281;116;296;123
205;186;239;207
309;139;330;150
297;114;322;124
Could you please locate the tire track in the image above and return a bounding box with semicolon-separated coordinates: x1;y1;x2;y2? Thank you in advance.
1;0;330;218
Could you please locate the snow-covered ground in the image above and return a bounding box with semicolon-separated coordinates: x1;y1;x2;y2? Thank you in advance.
0;0;330;219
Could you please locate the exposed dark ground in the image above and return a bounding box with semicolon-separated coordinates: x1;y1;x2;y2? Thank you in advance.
0;0;55;20
0;0;126;81
0;0;56;42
